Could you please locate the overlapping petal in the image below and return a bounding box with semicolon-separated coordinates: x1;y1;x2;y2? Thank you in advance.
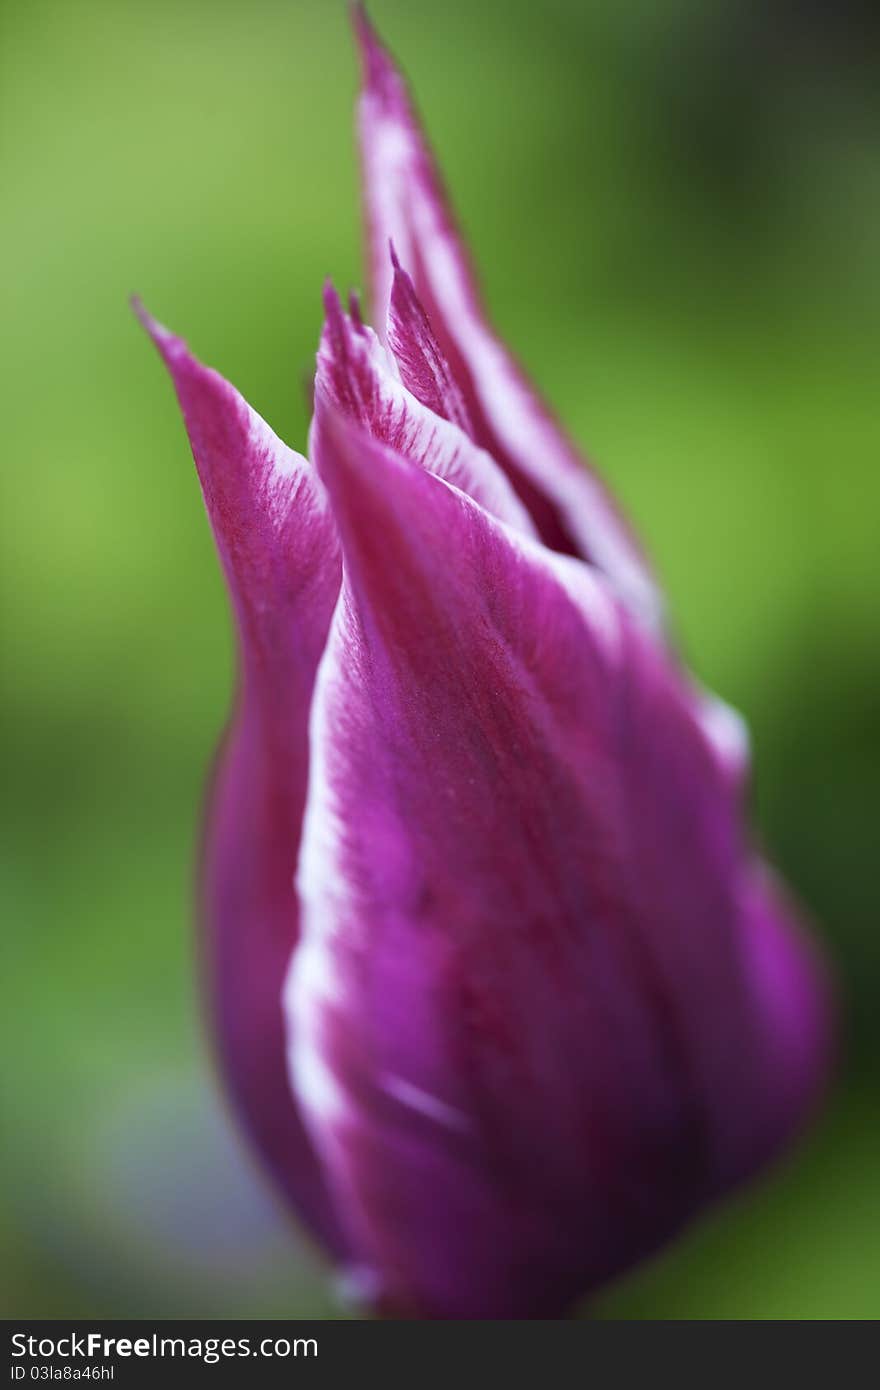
286;407;829;1317
315;281;538;536
353;7;664;635
386;246;473;434
136;303;348;1257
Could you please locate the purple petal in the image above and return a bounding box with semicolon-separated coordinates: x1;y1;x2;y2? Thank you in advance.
135;301;348;1258
725;863;834;1185
353;9;663;635
315;282;539;536
287;410;829;1317
386;246;473;434
694;686;751;794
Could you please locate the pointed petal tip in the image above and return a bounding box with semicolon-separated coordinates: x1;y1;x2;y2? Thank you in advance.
322;277;345;321
131;293;170;346
323;282;366;336
348;290;365;331
317;281;358;398
387;242;422;309
131;294;191;373
351;3;403;106
351;3;380;68
387;248;419;312
385;251;475;436
130;291;149;326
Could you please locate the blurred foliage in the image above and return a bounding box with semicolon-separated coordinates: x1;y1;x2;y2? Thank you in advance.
1;0;877;1318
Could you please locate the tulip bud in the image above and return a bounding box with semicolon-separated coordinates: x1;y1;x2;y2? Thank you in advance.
137;8;832;1319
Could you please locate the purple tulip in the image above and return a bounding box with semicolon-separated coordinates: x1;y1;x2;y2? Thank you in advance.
137;8;831;1319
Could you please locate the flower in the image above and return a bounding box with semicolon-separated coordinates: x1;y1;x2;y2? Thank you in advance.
136;7;831;1319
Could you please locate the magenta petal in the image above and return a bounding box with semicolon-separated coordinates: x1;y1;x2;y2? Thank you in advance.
136;302;349;1257
315;282;539;536
353;10;663;634
386;247;473;434
286;412;829;1316
726;863;834;1184
694;687;752;794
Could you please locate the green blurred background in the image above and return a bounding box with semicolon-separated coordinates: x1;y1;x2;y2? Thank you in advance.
2;0;878;1318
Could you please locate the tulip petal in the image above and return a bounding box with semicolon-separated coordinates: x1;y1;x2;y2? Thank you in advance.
353;8;663;634
315;283;539;536
136;301;349;1257
386;246;473;434
694;687;751;794
725;863;834;1184
287;411;828;1316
